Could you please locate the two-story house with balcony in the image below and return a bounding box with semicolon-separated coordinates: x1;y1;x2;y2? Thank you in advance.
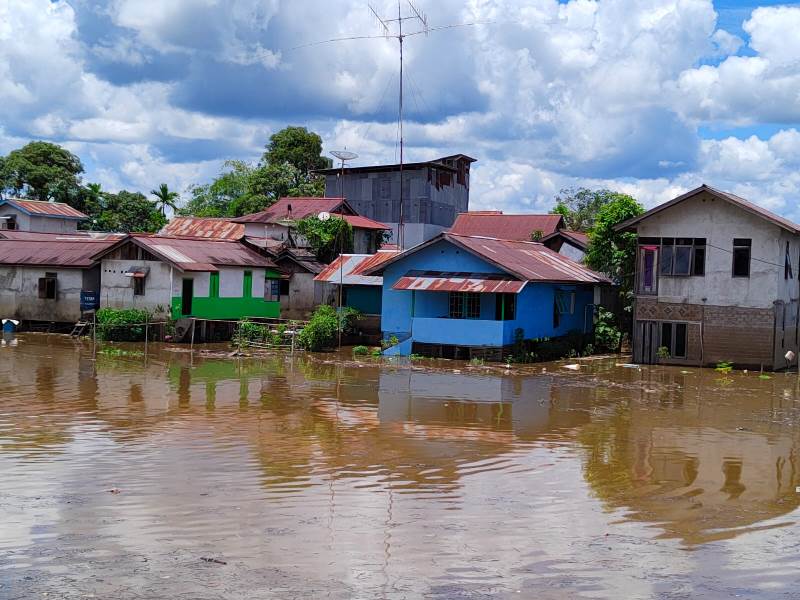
617;185;800;370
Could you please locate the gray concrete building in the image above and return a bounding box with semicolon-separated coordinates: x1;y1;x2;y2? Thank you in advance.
0;198;88;233
315;154;475;249
619;184;800;370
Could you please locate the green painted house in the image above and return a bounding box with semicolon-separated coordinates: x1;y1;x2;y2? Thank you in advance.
95;234;282;320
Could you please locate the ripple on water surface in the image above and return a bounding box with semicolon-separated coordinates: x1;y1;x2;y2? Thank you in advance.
2;335;800;598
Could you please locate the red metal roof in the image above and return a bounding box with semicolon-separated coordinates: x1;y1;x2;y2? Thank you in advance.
450;234;608;283
0;199;88;219
160;217;244;240
364;232;609;284
392;271;526;293
449;213;565;240
616;184;800;233
0;231;122;268
315;250;400;285
96;235;276;272
541;229;590;250
341;214;391;230
231;197;349;224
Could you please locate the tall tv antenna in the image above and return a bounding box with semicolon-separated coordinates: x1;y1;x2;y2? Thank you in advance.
292;2;485;250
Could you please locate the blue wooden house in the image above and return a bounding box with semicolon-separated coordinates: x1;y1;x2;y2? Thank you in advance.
364;232;609;359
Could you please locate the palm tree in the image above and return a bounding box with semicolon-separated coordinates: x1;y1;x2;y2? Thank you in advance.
150;183;179;216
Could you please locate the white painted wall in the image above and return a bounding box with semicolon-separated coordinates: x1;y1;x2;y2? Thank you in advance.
0;266;83;321
559;242;585;263
100;259;173;312
171;271;211;297
168;267;266;298
637;192;789;309
243;223;268;237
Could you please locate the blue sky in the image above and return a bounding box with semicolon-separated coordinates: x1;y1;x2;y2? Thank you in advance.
1;0;799;219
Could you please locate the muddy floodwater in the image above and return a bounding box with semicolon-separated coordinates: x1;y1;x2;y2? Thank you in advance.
3;336;800;599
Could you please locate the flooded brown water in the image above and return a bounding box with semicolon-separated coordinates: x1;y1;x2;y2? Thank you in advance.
2;335;800;599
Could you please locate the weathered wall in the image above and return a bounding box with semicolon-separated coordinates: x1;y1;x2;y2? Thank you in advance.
100;259;173;312
325;165;469;248
559;242;585;263
0;266;84;322
0;205;79;233
636;192;782;308
243;223;267;238
280;272;319;319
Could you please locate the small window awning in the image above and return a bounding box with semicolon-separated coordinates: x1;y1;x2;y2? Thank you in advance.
124;266;150;278
392;271;526;293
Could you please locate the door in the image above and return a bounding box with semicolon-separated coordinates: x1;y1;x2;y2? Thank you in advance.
181;278;193;316
635;320;658;364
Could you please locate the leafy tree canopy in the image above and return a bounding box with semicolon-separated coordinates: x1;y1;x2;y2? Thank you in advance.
0;141;84;202
151;183;179;216
91;190;167;233
550;187;625;232
585;192;644;293
263;126;332;174
295;215;353;263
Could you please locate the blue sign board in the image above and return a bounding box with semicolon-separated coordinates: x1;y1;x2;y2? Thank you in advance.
80;291;100;312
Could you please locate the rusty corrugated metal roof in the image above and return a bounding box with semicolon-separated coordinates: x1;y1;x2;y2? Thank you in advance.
0;231;121;267
231;197;348;224
0;199;88;219
449;213;564;240
392;271;526;293
315;250;400;285
450;234;609;283
615;184;800;233
96;234;277;272
363;233;609;284
160;217;244;239
540;229;590;250
342;214;390;230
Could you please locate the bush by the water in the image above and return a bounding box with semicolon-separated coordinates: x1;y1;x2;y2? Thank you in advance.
96;308;151;342
593;308;622;352
298;305;362;351
233;319;288;347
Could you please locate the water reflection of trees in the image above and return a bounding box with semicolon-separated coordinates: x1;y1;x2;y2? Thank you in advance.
578;366;800;545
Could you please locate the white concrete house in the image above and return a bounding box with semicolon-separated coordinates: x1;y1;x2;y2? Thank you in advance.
0;199;88;233
618;185;800;370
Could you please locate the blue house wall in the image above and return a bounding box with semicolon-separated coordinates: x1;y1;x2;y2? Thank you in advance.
344;285;382;315
381;239;595;352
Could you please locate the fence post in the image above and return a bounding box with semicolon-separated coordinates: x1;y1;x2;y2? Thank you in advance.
190;318;196;352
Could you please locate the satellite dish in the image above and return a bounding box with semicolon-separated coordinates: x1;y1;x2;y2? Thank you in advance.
331;150;358;162
318;211;331;221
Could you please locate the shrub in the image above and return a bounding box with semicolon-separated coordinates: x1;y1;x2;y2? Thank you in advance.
96;308;151;342
594;308;621;352
353;345;369;356
298;305;339;351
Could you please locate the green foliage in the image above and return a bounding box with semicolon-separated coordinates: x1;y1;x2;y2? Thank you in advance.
298;305;339;351
550;187;623;232
91;190;167;233
151;183;179;216
715;361;733;374
0;141;84;202
469;357;485;366
656;346;671;359
352;345;369;356
263;126;332;175
96;308;151;342
233;319;288;347
585;193;644;293
98;347;144;358
295;215;354;263
594;308;622;352
409;353;425;361
530;229;544;241
371;347;383;357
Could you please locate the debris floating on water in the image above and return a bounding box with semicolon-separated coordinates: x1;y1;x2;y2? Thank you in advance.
562;364;580;371
201;557;227;565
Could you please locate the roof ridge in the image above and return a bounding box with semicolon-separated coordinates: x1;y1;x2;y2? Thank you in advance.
446;232;545;245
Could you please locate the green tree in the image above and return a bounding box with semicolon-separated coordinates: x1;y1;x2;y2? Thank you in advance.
551;187;622;231
263;126;332;174
0;141;84;203
295;215;353;263
94;190;167;233
585;193;644;323
150;183;179;216
179;160;255;217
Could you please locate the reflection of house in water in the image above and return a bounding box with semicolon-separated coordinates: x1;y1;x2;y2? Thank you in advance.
580;371;800;545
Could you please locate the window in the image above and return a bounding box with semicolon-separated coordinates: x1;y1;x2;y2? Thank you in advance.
209;272;220;298
0;215;16;230
660;322;688;358
660;238;705;276
732;239;751;277
243;270;253;298
449;292;480;319
785;241;793;280
494;294;516;320
38;272;57;299
638;246;658;294
133;277;145;296
554;290;575;314
265;279;281;302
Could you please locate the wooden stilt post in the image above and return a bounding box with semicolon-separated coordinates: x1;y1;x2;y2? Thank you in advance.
190;318;196;352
